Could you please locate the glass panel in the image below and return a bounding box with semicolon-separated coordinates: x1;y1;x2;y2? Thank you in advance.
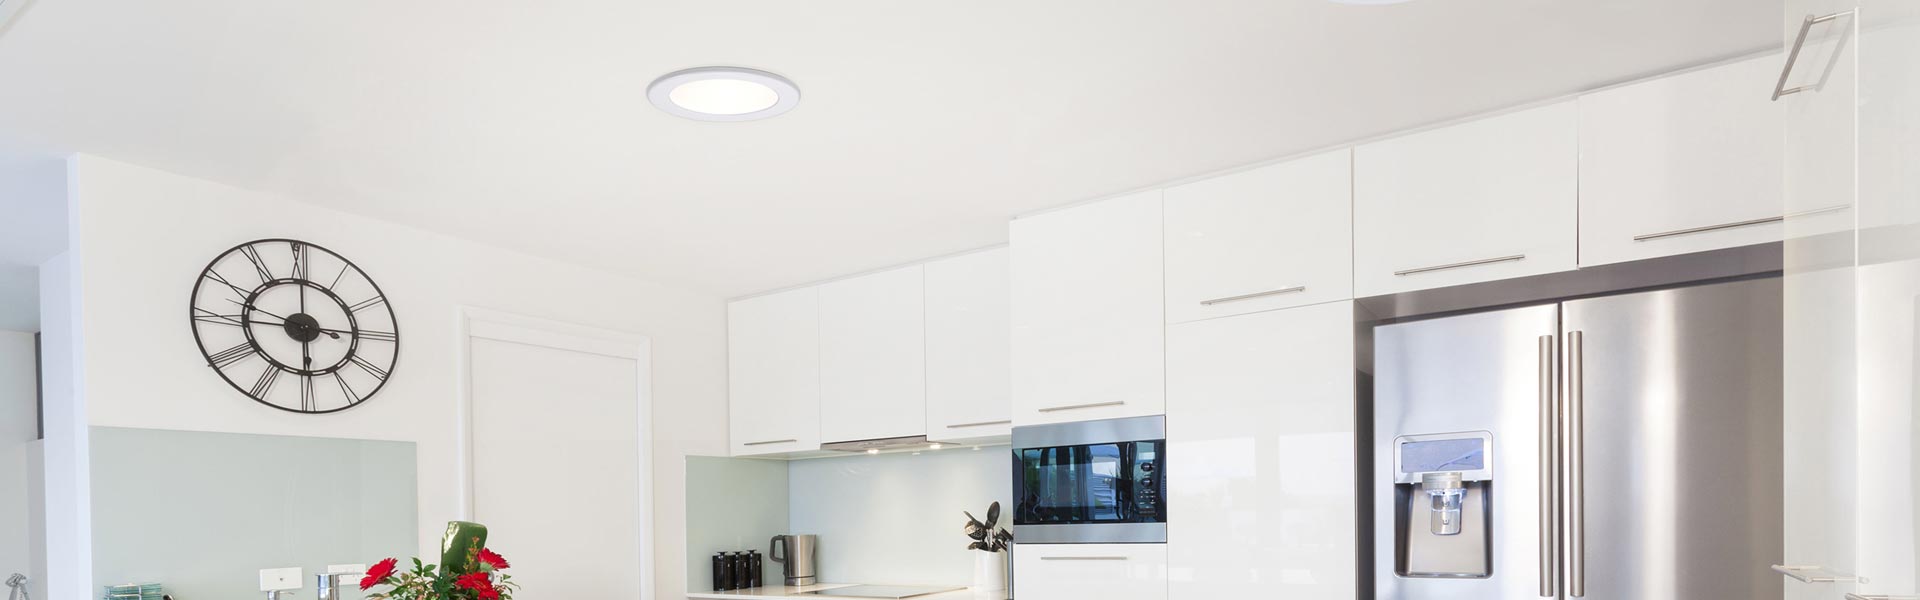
1853;1;1920;594
88;427;417;600
1782;0;1920;596
1015;441;1162;525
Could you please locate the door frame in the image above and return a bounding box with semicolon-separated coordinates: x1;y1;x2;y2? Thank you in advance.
454;306;654;600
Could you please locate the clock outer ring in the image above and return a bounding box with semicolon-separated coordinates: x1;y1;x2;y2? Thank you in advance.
188;238;400;415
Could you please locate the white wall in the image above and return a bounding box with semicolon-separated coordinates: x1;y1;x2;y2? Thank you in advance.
0;330;34;591
36;249;87;600
58;154;731;600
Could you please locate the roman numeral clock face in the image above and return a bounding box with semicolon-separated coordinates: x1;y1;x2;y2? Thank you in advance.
189;239;399;414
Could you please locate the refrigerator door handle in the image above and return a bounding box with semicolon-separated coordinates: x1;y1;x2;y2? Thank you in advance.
1538;335;1559;597
1567;331;1587;597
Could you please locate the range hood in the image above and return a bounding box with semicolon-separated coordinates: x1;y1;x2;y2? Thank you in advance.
819;434;932;453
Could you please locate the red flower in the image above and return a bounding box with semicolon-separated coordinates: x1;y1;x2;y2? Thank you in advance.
477;587;501;600
478;548;511;570
360;558;398;591
455;572;494;591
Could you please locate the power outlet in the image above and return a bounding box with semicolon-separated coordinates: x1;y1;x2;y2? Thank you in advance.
259;567;303;591
327;564;368;576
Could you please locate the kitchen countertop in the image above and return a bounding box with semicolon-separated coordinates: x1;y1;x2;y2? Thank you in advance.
688;583;1007;600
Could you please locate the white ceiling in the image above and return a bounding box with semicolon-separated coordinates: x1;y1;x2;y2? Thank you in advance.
0;0;1781;297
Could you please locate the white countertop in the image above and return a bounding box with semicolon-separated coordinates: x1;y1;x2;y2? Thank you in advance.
687;583;1007;600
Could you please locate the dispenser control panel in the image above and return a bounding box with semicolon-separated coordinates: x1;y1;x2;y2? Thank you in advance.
1392;431;1494;484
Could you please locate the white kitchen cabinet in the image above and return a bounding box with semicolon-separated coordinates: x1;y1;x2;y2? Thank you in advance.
1578;55;1845;267
727;287;822;456
1354;102;1579;296
1014;543;1168;600
1165;301;1356;600
818;265;927;443
1164;149;1353;323
1011;190;1166;425
924;247;1012;442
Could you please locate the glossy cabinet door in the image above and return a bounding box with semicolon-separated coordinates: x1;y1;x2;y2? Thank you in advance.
1354;102;1578;297
818;265;927;443
1165;301;1356;600
1579;55;1837;267
1011;191;1166;425
1014;543;1168;600
1164;149;1352;324
924;247;1013;442
727;287;821;456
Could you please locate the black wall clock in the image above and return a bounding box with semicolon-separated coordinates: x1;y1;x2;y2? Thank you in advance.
188;238;399;414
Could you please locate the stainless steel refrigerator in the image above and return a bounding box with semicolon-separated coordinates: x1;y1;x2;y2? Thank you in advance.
1371;277;1783;599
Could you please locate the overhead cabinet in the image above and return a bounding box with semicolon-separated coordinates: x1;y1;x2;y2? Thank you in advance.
1578;54;1842;266
1011;190;1166;425
924;247;1013;442
1166;301;1356;600
727;287;822;456
729;250;1013;454
1354;101;1579;297
1164;148;1353;323
818;265;927;443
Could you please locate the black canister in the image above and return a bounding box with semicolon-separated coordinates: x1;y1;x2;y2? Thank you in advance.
711;552;727;591
720;552;738;590
748;550;763;588
732;551;753;590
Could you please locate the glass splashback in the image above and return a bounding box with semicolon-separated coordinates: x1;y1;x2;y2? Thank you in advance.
89;427;417;600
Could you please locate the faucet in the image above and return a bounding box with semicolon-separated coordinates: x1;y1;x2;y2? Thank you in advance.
5;573;28;600
316;573;348;600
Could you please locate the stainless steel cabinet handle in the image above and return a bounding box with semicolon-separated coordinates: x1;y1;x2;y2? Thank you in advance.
1395;255;1525;277
1537;335;1558;598
743;439;798;446
1039;556;1127;561
1632;205;1850;241
1567;331;1586;597
1847;594;1919;600
1774;11;1857;100
1773;565;1866;583
1038;400;1125;413
945;419;1013;429
1199;286;1306;306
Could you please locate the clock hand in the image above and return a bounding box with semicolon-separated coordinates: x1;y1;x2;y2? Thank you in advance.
227;299;292;322
225;299;340;339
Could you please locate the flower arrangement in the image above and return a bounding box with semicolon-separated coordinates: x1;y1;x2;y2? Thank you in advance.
361;549;517;600
962;501;1012;552
362;521;519;600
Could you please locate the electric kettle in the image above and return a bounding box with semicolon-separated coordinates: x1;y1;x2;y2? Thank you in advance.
768;534;818;586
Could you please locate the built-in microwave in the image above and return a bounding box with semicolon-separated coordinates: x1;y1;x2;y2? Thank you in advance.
1010;415;1166;544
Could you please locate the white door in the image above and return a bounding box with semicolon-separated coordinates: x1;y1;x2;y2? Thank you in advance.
1165;302;1355;600
727;287;822;456
924;247;1012;442
1163;149;1352;323
1780;1;1920;598
1352;102;1578;296
1011;190;1166;425
469;319;650;599
819;265;926;443
1013;543;1167;600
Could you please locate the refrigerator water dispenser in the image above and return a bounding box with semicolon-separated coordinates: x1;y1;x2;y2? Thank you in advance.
1393;433;1493;579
